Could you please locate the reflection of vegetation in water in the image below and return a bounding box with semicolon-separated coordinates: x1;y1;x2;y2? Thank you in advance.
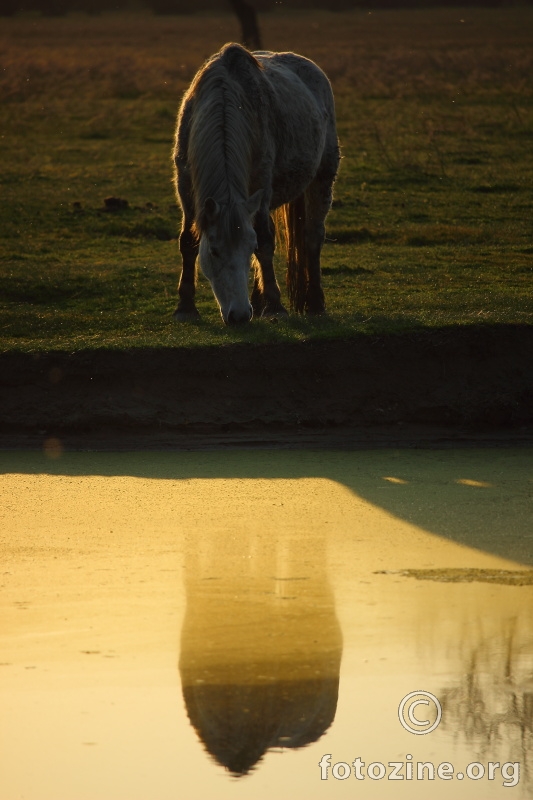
179;531;342;776
440;616;533;790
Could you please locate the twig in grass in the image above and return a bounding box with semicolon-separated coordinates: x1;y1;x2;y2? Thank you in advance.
371;122;396;169
424;120;447;178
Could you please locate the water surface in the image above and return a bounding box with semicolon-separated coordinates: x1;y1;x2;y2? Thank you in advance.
1;448;532;798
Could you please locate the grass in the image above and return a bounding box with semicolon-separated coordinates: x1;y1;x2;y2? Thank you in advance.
0;8;532;351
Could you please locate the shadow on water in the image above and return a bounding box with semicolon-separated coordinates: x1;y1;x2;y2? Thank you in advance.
2;447;531;564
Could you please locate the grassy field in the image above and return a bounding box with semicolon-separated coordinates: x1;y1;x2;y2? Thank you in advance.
1;8;532;351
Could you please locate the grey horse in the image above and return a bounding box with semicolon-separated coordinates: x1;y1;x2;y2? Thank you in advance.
173;42;340;324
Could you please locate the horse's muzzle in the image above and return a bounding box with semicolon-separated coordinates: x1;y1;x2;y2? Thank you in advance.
226;306;253;325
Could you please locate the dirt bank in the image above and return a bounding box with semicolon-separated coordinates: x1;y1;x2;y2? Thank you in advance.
1;325;532;446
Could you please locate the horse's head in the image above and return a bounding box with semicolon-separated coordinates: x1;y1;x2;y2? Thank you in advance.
198;191;262;325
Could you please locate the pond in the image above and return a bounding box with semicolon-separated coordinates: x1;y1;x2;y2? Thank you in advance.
1;448;532;799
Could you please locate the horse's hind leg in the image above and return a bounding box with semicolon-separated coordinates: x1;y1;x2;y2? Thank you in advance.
303;169;336;315
252;210;288;318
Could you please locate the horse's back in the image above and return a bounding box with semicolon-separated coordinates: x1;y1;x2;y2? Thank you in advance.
175;45;339;214
253;50;338;207
256;51;335;110
255;50;335;138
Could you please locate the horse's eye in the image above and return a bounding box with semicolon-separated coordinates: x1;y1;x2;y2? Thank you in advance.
210;247;219;259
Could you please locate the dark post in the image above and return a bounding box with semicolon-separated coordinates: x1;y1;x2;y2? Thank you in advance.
228;0;262;51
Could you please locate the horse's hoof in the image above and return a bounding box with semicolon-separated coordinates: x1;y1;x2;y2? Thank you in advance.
261;304;289;319
173;308;200;322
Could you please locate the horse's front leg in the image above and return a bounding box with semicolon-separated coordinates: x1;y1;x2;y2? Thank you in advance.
174;218;200;321
252;211;288;318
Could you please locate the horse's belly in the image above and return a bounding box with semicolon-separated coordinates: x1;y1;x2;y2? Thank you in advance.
268;103;328;207
259;56;333;208
270;160;321;209
270;120;328;207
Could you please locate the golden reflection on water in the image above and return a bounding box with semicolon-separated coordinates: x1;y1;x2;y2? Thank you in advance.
180;528;342;775
0;448;532;798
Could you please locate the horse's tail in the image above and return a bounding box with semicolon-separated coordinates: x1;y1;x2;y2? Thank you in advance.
275;195;308;314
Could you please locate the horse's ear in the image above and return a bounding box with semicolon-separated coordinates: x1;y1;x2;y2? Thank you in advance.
246;189;263;217
204;197;220;221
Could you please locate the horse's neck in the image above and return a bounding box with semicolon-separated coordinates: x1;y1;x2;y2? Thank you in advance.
191;73;252;210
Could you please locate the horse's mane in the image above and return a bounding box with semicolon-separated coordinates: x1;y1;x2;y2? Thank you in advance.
188;44;263;245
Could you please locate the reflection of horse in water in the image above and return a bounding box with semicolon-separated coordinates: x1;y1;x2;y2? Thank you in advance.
179;532;342;775
182;675;339;776
173;42;340;324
